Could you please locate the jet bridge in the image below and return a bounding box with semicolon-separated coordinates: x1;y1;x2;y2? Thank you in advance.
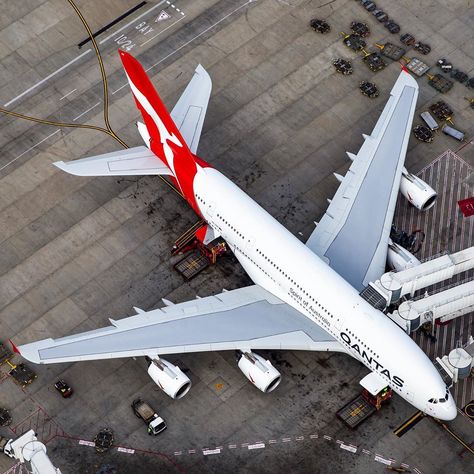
362;246;474;308
387;279;474;332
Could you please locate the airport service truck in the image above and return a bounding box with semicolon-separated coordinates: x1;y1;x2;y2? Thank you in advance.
131;398;167;435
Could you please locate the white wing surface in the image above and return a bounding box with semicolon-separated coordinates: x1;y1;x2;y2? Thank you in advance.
18;285;343;364
305;70;419;291
170;64;212;154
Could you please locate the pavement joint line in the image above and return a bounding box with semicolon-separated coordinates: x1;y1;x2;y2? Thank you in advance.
0;129;60;172
98;0;167;45
59;88;77;101
111;0;255;95
3;50;92;107
72;101;101;121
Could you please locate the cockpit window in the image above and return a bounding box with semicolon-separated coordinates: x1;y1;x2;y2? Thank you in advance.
428;389;449;405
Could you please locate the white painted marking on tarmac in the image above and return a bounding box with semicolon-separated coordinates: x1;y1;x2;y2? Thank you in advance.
202;448;220;455
117;447;135;454
73;102;101;121
362;449;371;455
323;435;332;441
295;436;304;441
78;440;95;447
3;50;91;107
98;1;167;45
340;443;357;453
268;439;277;444
248;442;265;450
59;88;77;101
309;434;318;439
111;0;254;95
282;437;291;443
374;454;392;465
156;10;171;21
228;444;237;449
0;129;60;172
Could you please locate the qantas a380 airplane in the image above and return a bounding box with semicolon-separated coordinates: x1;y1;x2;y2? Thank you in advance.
16;51;456;420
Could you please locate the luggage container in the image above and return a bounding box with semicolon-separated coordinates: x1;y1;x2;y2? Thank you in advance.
442;125;464;141
420;111;439;130
406;57;430;77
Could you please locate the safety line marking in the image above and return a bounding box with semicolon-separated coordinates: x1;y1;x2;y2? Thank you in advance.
72;102;101;121
59;89;77;101
0;129;60;172
140;15;186;47
74;431;422;472
4;51;92;107
248;442;265;450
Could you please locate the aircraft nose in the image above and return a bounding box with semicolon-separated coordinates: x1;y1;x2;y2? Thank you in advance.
438;398;457;421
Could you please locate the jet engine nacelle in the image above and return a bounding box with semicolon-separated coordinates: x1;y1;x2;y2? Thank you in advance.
400;168;437;211
147;357;192;399
236;351;281;393
387;240;421;272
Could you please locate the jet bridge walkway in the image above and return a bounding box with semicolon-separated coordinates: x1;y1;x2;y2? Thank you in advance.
364;246;474;308
388;278;474;332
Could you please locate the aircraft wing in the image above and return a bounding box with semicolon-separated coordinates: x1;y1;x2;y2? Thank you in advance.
170;64;212;154
305;70;419;291
17;285;343;364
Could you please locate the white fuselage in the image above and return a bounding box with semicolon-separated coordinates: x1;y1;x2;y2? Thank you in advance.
193;166;456;420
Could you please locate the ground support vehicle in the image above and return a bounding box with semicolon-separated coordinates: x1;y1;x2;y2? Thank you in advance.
131;398;167;435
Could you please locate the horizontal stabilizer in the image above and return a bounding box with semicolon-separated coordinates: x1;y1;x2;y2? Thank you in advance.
54;146;173;177
171;64;212;154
